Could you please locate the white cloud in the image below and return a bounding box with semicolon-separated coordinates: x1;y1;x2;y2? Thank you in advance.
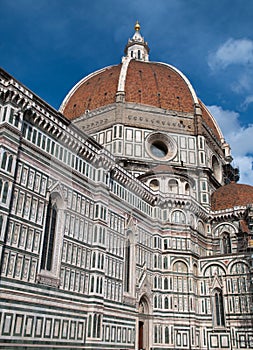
231;73;252;94
208;39;253;112
207;105;239;135
241;95;253;109
208;38;253;70
208;105;253;185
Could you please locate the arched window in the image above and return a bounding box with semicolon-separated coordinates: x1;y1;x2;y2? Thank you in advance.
204;264;226;277
90;276;94;293
38;191;65;286
158;295;162;308
173;261;188;273
213;289;225;326
190;214;195;227
163;256;168;269
87;314;92;337
7;155;13;172
212;155;221;181
101;255;104;269
138;296;149;315
0;215;3;232
222;233;231;254
96;276;100;293
165;326;169;343
231;262;248;275
149;179;159;191
197;221;205;234
1;151;7;169
92;314;97;337
164;296;169;309
97;314;101;338
41;197;57;271
87;313;102;338
171;210;186;224
154;325;158;343
98;253;101;269
154;295;158;308
124;230;135;295
185;183;190;195
93;226;97;242
2;182;8;203
164;277;168;290
154;255;158;268
92;252;96;268
168;179;178;193
100;277;103;294
124;238;131;292
193;264;198;276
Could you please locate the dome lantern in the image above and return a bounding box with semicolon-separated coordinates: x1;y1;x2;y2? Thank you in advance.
124;21;150;61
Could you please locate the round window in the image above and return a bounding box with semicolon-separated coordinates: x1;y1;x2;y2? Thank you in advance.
150;141;168;158
146;132;177;161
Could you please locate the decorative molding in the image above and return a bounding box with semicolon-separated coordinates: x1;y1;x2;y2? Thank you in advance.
37;272;60;288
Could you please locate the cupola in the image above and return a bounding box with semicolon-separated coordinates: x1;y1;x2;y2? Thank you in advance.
124;21;150;61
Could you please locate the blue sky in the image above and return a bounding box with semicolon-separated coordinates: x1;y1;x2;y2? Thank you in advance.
1;0;253;185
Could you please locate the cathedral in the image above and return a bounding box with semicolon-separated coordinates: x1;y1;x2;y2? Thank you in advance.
0;22;253;349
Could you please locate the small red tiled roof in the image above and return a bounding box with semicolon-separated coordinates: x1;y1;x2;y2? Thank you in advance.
211;182;253;211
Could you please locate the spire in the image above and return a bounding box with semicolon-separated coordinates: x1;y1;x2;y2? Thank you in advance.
124;21;150;61
135;20;141;31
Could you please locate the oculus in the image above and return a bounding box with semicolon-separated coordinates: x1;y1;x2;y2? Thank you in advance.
146;132;177;161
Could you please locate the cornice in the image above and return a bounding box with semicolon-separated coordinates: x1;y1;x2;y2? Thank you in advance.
110;164;156;204
211;206;247;222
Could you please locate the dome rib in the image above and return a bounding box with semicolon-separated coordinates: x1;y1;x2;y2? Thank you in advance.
117;57;131;92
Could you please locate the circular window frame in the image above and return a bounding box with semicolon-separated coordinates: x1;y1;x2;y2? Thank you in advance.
145;132;177;161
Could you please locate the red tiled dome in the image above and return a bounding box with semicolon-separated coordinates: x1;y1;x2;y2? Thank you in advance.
211;182;253;211
61;60;196;119
60;60;222;140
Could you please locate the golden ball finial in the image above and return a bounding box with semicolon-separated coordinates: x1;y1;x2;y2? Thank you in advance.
135;20;141;31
